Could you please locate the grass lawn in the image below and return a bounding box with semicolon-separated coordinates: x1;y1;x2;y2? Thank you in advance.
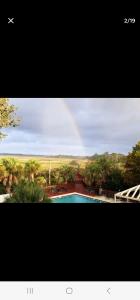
0;155;88;171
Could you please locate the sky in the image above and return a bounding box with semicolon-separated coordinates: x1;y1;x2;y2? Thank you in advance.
0;98;140;156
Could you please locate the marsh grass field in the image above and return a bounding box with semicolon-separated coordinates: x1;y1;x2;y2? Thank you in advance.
0;155;88;171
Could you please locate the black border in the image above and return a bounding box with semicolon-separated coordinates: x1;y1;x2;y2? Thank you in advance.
0;203;140;280
1;9;139;98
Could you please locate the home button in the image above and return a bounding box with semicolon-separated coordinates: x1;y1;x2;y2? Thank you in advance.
66;287;73;294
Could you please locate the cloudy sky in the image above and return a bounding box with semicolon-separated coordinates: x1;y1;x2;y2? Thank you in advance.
0;98;140;156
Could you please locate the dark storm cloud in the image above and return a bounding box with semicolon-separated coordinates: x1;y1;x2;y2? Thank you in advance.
0;98;140;155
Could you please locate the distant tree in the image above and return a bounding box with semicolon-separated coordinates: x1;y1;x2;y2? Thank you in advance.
0;98;20;140
69;160;80;171
125;141;140;186
69;160;77;166
89;153;99;160
89;152;126;166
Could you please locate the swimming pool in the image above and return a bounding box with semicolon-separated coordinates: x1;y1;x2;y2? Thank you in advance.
51;193;103;203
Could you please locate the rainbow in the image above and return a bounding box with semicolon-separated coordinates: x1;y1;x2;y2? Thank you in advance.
41;98;86;155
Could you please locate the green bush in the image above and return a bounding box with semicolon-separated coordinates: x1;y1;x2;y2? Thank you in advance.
6;180;51;203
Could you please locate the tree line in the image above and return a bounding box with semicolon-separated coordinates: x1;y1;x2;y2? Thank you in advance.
0;140;140;196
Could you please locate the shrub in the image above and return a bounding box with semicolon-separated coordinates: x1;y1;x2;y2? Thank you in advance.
6;180;51;203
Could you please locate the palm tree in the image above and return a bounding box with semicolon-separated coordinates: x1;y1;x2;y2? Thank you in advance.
25;160;40;182
14;163;24;184
1;157;18;193
36;176;46;187
83;157;113;188
0;164;7;181
83;162;97;186
59;165;76;184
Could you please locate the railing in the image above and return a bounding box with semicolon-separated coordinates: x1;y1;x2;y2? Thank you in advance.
114;184;140;202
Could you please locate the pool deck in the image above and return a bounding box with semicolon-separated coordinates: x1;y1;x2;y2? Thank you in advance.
46;182;126;203
50;192;115;203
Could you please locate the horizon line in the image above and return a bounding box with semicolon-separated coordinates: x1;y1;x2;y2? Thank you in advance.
0;152;126;157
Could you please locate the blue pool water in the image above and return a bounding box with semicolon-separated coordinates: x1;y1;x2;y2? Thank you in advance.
51;194;103;203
